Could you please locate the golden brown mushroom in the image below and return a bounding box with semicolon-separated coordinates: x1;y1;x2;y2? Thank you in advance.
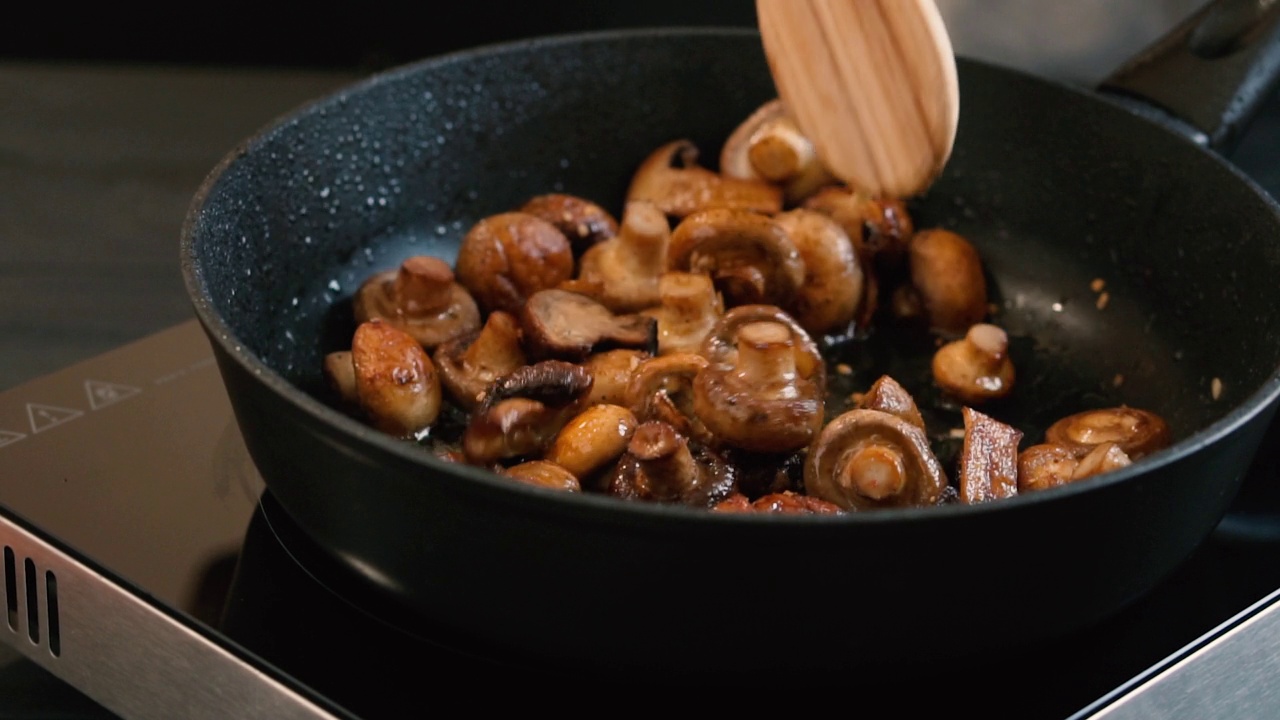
575;200;671;313
545;404;639;482
856;375;927;431
771;208;864;336
1017;443;1081;493
719;99;836;205
502;460;582;492
805;408;948;511
957;407;1023;504
667;208;806;308
625;352;713;446
625;139;783;218
932;323;1016;404
518;288;656;361
1044;407;1171;460
602;421;737;508
897;228;988;334
700;304;825;394
519;193;619;255
802;186;914;270
461;360;593;466
353;256;481;349
642;271;723;356
581;349;650;407
712;491;844;514
349;319;443;439
692;321;825;453
454;211;575;315
432;310;526;410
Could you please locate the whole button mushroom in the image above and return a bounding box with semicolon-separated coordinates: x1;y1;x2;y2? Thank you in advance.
668;208;806;309
1044;407;1171;460
603;421;738;508
932;323;1016;404
719;99;836;205
575;200;671;313
771;208;864;336
432;310;526;410
625;352;714;447
545;404;639;483
503;460;582;493
349;319;443;439
626;139;783;219
692;320;825;453
642;271;723;356
519;193;619;255
353;256;481;349
805;408;948;511
700;304;826;395
802;186;915;271
454;211;575;315
899;228;988;334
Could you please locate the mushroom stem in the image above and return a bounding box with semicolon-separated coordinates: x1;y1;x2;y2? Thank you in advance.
732;321;799;400
461;311;524;374
649;271;721;355
629;421;700;502
616;201;671;278
837;444;908;501
395;256;455;315
748;116;816;182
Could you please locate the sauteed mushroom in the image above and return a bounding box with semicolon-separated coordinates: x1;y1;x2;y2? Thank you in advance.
454;211;575;314
771;208;863;335
519;193;619;255
856;375;926;431
349;319;443;439
1017;443;1081;493
932;323;1016;404
546;403;639;482
625;352;713;446
642;271;722;356
575;200;670;313
719;99;835;205
603;421;737;507
581;349;649;407
1044;407;1171;460
957;407;1022;504
461;360;593;466
503;460;582;493
898;228;988;334
713;491;844;514
667;208;805;308
519;288;656;361
802;187;914;269
625;139;783;218
432;310;526;410
701;304;825;393
353;256;481;349
693;320;824;453
805;408;948;511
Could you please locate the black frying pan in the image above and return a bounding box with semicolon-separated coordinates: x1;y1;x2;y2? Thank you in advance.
181;4;1280;679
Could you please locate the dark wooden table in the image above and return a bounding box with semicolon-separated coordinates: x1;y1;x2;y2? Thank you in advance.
0;60;359;718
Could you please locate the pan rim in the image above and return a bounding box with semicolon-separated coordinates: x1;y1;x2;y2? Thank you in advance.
179;26;1280;527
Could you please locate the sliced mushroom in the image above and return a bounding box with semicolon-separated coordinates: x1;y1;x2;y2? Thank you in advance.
719;99;836;205
454;211;575;314
771;208;864;335
432;310;527;410
626;139;782;218
693;321;825;453
856;375;926;431
712;491;844;514
575;200;671;313
957;407;1023;504
625;352;713;446
519;288;657;361
932;323;1016;404
353;256;481;349
602;421;737;508
700;304;825;394
1044;407;1170;460
668;208;805;308
642;271;723;355
350;319;443;439
461;360;593;466
519;193;619;254
805;408;948;511
545;404;639;482
503;460;582;492
899;228;988;334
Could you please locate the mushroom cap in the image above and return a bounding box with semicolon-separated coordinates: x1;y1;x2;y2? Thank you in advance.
772;208;864;335
1044;407;1170;460
700;304;825;394
350;319;442;439
805;408;948;511
461;360;593;465
519;193;619;253
626;139;783;218
454;211;575;314
907;228;988;334
856;375;926;431
503;460;582;492
353;258;482;349
668;208;806;308
931;323;1015;404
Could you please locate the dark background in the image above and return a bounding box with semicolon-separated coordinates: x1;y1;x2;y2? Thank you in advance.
6;3;760;73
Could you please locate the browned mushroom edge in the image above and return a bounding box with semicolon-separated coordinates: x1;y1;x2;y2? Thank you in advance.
626;139;783;219
667;207;805;308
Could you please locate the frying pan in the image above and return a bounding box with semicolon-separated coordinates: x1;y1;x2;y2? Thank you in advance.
181;3;1280;679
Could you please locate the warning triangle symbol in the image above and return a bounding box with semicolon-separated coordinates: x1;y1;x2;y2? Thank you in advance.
0;431;24;449
27;404;84;434
85;380;142;410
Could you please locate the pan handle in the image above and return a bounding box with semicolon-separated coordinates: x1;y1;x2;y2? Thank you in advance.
1098;0;1280;153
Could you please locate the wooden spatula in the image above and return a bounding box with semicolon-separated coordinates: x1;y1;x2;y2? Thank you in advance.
756;0;959;198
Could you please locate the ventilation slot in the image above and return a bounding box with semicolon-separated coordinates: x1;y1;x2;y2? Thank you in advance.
3;547;14;631
24;558;37;644
45;571;60;657
0;549;61;656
